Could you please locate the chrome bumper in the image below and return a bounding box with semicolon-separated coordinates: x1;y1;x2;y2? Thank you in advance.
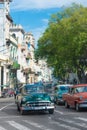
21;106;54;111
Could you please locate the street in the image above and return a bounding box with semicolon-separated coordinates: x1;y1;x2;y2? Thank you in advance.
0;98;87;130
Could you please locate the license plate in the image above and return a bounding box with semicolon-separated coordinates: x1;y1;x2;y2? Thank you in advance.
34;107;45;110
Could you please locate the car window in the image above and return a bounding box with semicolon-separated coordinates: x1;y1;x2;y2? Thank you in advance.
70;86;87;94
71;88;77;94
76;86;87;93
59;86;68;91
24;84;44;94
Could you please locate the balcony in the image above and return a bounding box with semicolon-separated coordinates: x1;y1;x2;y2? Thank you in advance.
31;44;35;48
21;44;26;52
0;0;12;2
26;52;31;60
21;68;31;74
10;61;20;70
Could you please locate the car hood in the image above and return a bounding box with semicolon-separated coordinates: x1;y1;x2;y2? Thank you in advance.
22;93;51;102
76;92;87;99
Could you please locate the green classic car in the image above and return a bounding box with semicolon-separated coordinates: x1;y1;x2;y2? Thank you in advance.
16;84;54;115
54;84;72;104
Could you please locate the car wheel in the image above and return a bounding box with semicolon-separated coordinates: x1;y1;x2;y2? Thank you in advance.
75;103;80;112
65;101;69;108
49;109;54;114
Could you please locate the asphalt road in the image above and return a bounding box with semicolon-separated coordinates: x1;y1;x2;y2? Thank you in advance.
0;97;87;130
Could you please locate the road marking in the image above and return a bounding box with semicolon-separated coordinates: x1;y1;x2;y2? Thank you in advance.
55;110;78;115
0;116;20;119
59;117;87;129
50;121;80;130
0;103;14;111
48;116;52;119
75;117;87;122
7;121;31;130
24;120;53;130
0;126;7;130
54;110;64;115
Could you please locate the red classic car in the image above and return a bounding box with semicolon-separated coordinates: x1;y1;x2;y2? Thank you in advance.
63;84;87;111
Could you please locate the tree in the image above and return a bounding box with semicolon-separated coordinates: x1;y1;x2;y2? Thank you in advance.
35;4;87;80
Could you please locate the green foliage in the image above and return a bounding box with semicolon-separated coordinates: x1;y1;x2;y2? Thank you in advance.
35;4;87;78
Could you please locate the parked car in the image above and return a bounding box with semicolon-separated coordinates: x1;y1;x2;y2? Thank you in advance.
63;84;87;111
8;89;14;97
54;84;72;104
1;88;14;98
16;84;54;115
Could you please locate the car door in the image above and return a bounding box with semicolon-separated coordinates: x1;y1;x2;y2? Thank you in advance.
66;88;75;107
68;88;77;107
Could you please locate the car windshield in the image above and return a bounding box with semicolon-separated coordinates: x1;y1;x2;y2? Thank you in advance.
24;84;44;94
75;86;87;93
59;86;69;91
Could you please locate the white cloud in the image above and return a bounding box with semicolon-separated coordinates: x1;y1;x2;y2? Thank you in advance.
10;0;87;11
42;19;49;24
10;0;87;47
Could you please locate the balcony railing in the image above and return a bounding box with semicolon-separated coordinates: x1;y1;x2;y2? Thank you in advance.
21;44;26;52
26;52;31;60
10;61;20;70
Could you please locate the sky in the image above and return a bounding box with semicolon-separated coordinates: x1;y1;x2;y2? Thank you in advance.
10;0;87;46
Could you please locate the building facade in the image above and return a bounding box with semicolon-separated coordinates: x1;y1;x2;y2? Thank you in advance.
0;0;53;97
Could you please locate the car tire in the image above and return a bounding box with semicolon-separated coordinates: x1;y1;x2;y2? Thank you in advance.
65;101;69;108
75;103;80;112
49;109;54;114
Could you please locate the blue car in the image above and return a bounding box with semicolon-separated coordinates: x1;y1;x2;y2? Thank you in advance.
54;84;72;104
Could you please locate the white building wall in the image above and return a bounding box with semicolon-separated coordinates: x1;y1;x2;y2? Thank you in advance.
34;60;53;82
0;66;1;97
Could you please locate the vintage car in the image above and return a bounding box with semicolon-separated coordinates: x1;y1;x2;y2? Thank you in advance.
63;84;87;111
16;84;54;115
54;84;72;104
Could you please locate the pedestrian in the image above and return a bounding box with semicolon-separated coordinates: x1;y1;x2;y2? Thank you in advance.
14;90;16;99
14;88;18;99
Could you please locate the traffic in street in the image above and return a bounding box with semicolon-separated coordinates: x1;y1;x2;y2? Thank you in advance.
0;97;87;130
0;1;87;130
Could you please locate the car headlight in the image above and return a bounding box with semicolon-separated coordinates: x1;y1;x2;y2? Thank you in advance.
50;102;54;106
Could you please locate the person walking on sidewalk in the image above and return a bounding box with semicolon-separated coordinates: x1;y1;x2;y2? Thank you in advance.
14;88;19;99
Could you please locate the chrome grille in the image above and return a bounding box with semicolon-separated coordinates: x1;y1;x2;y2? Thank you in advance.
26;101;51;107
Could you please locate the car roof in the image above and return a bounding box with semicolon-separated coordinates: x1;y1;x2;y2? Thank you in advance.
71;84;87;88
29;92;48;95
56;84;73;88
